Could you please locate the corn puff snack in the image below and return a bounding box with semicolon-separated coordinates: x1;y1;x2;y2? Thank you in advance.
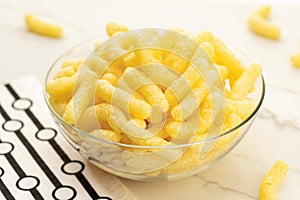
25;13;63;38
248;5;281;40
260;160;288;200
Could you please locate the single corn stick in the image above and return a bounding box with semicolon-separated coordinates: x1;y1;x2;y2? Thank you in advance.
25;13;63;38
46;75;76;101
229;64;262;100
260;160;288;200
196;31;245;83
248;5;281;40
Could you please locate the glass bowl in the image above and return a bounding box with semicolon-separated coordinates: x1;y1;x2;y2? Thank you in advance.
43;36;265;181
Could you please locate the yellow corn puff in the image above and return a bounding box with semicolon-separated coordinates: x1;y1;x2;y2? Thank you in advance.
46;75;76;101
196;31;244;83
248;5;281;40
260;160;288;200
25;13;63;38
229;64;262;100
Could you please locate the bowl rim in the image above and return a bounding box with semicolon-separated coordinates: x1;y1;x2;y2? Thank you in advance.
43;37;265;149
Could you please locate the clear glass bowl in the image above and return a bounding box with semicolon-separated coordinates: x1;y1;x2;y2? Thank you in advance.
43;37;265;181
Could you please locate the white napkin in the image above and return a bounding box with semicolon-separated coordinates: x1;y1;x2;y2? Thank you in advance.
0;76;136;200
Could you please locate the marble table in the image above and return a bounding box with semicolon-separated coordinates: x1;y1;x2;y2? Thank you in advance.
1;0;300;199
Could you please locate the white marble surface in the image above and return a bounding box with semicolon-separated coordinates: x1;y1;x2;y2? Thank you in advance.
1;0;300;199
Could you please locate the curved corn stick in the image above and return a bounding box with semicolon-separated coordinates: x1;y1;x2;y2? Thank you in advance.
123;67;169;111
196;31;244;83
96;79;151;119
291;52;300;67
229;63;262;100
260;160;288;200
248;5;281;40
25;13;63;38
171;82;208;121
106;22;129;37
46;75;76;101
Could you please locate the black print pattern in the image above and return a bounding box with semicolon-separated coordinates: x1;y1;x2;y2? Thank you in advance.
0;167;15;200
0;84;112;200
0;137;43;200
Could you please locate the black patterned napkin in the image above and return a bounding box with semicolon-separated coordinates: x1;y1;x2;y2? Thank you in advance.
0;76;136;200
